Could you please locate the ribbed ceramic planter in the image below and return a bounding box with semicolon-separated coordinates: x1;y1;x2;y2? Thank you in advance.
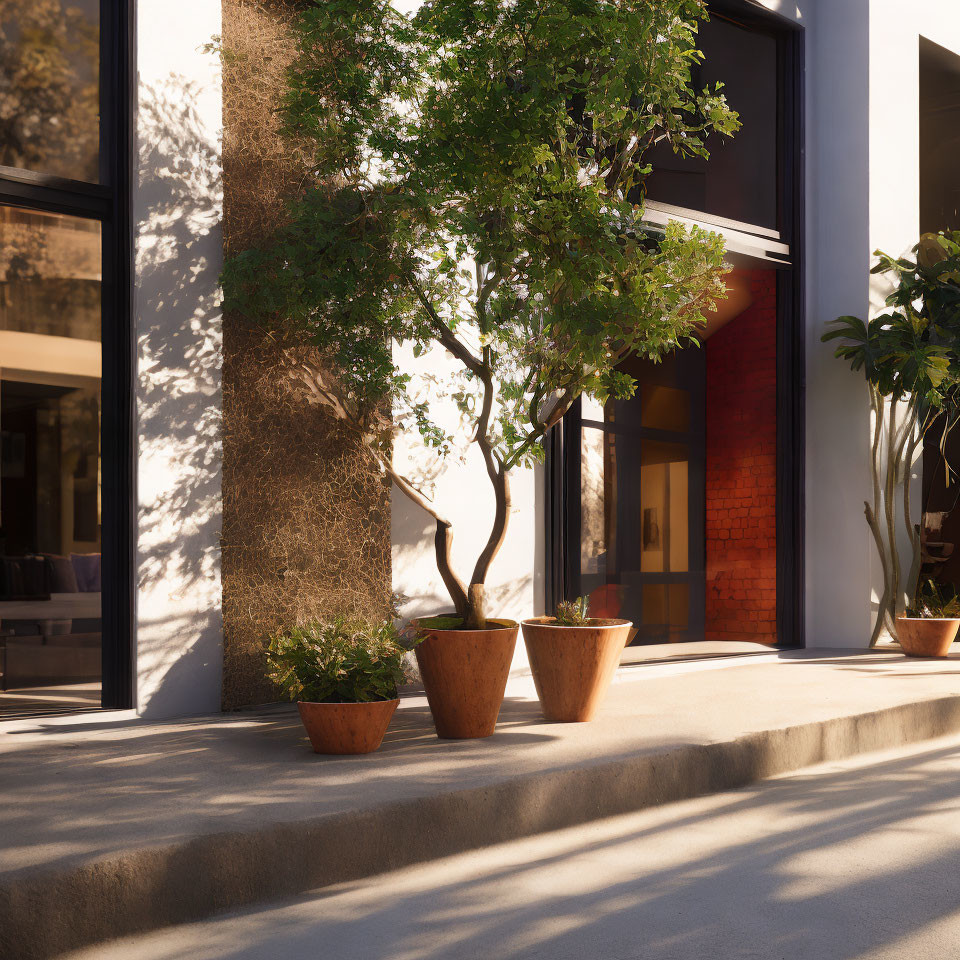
297;699;399;754
414;620;518;739
521;617;632;722
896;617;960;658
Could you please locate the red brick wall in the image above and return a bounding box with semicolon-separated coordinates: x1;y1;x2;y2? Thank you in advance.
704;270;777;643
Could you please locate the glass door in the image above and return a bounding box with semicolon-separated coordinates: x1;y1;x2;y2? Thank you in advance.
579;349;706;644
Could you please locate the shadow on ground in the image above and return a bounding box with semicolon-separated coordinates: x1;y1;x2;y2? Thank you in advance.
65;737;960;960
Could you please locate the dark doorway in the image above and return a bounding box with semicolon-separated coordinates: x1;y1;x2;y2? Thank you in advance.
918;38;960;599
545;1;804;649
567;267;780;647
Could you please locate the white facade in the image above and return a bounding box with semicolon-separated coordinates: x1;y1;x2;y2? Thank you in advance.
805;0;960;645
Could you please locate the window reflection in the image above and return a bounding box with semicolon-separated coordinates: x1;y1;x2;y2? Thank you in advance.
637;441;689;575
0;0;100;182
0;204;101;713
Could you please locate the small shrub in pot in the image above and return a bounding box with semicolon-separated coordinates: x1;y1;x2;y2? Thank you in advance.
267;618;414;754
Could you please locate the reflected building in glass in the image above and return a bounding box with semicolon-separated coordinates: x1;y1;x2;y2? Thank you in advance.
0;0;104;715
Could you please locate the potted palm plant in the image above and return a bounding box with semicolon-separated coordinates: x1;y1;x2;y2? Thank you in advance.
897;580;960;658
266;618;413;754
522;598;631;722
824;231;960;645
223;0;738;739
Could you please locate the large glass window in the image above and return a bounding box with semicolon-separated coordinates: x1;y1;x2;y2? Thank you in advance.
643;13;779;231
551;4;804;651
579;350;706;644
0;206;102;714
920;37;960;235
0;0;124;718
0;0;101;182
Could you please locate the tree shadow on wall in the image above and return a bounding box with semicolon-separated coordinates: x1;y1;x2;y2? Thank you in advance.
133;77;224;717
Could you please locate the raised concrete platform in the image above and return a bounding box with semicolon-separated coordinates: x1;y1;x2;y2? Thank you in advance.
4;648;960;959
61;731;960;960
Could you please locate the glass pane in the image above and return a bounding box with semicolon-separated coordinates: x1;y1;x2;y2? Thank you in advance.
0;207;100;339
0;204;102;716
642;16;778;230
641;584;690;636
921;38;960;234
580;426;606;579
638;440;689;574
641;383;690;433
0;0;100;182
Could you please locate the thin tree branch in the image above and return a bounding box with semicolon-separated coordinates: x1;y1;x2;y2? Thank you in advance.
404;270;484;375
868;385;891;646
435;521;469;618
368;444;469;616
505;383;579;470
866;498;891;648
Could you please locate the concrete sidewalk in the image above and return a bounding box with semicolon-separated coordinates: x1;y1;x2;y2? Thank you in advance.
60;731;960;960
4;648;960;959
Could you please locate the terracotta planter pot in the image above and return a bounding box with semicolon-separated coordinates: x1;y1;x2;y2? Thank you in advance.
414;620;518;739
297;699;399;754
896;617;960;658
521;617;632;722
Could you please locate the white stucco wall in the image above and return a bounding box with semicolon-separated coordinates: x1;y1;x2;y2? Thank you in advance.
133;0;224;716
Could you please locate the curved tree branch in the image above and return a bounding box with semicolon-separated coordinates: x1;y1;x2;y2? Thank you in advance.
866;498;891;648
404;270;484;375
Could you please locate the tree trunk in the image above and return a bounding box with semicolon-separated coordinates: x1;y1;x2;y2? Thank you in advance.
465;583;487;630
428;464;511;630
464;464;512;628
434;519;468;619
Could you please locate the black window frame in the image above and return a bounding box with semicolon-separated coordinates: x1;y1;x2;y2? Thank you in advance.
0;0;136;708
545;0;806;649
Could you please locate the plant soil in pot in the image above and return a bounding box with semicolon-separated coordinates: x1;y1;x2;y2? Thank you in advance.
414;617;518;739
266;617;414;755
522;598;631;722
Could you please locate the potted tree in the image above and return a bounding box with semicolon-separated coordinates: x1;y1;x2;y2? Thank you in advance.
522;598;631;722
223;0;738;738
266;618;412;754
897;580;960;658
824;231;960;645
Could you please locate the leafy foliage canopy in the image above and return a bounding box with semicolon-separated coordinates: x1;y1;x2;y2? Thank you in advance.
223;0;738;470
823;232;960;413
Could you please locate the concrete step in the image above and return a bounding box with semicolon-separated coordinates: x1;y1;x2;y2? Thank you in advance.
60;730;960;960
4;649;960;960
